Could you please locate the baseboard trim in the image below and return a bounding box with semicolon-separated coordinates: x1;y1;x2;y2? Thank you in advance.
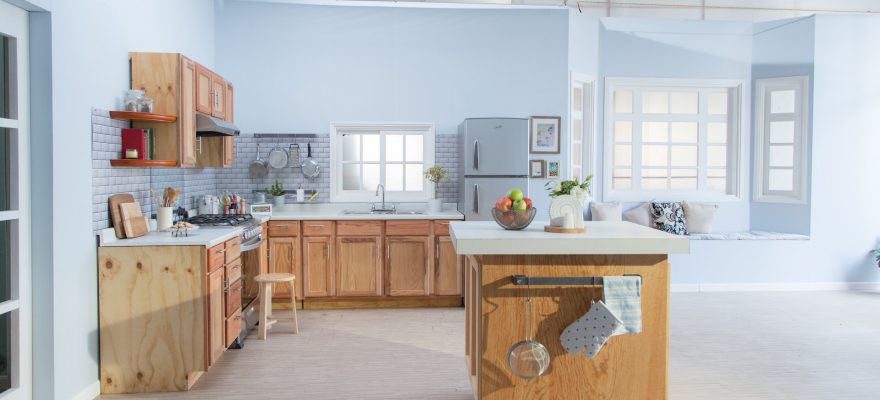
672;282;880;293
72;380;101;400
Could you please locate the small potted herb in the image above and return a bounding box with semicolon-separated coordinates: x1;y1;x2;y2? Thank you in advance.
424;166;448;212
268;180;286;208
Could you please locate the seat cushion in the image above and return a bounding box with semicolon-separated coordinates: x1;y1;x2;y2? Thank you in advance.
682;201;718;234
590;202;622;222
623;202;654;228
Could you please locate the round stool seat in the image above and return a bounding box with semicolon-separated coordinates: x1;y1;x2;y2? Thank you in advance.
255;273;296;283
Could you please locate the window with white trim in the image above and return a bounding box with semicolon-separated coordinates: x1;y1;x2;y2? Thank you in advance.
754;76;809;203
604;78;742;201
330;123;435;202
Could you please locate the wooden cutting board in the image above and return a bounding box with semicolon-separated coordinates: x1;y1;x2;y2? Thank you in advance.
119;202;149;238
108;193;135;238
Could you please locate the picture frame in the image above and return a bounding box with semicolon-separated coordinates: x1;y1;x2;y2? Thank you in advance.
547;160;560;179
529;116;561;154
529;160;545;178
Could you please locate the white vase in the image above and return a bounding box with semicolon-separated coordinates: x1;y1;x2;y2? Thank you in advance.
427;198;443;213
549;195;586;229
273;195;286;208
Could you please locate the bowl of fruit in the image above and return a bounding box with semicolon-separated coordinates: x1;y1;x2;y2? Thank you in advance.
492;189;537;230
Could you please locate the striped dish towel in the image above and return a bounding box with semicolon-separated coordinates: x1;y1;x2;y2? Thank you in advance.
602;276;642;336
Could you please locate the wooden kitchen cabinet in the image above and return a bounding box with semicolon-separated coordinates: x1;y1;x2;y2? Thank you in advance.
268;236;302;300
386;236;431;296
336;236;383;297
434;236;462;296
303;236;334;297
207;266;225;366
179;56;198;167
211;73;227;120
222;81;234;167
195;63;214;115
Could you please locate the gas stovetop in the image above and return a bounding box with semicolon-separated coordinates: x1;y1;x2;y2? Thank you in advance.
186;214;254;227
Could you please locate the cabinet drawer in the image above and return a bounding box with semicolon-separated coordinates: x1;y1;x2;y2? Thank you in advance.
225;258;242;286
386;220;431;236
303;221;333;236
208;243;226;272
226;279;242;317
337;220;382;236
225;236;241;264
225;309;242;348
269;221;300;237
434;220;455;236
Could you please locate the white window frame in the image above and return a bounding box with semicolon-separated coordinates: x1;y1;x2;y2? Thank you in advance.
603;77;743;202
329;122;435;203
753;76;810;204
569;72;595;181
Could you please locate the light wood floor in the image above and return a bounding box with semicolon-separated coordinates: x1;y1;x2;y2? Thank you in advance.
100;291;880;399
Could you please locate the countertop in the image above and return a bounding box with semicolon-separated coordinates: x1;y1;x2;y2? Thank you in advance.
100;226;242;248
450;221;690;255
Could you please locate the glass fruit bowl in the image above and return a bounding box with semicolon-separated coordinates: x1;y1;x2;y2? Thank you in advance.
491;207;537;230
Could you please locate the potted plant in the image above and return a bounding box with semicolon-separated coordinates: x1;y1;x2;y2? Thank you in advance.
423;166;448;212
267;180;286;208
544;175;593;230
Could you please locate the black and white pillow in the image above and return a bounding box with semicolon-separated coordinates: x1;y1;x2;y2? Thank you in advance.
650;202;688;235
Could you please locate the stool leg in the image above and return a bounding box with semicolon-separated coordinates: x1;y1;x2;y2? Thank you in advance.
291;280;299;334
259;282;271;340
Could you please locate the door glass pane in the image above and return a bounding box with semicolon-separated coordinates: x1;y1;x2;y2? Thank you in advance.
362;164;380;191
670;92;698;114
341;134;360;162
0;221;9;303
0;311;9;392
643;92;668;114
770;90;796;114
1;35;14;119
614;121;632;142
342;164;360;190
405;135;423;162
362;135;380;162
643;122;668;143
572;119;582;142
405;164;423;191
769;145;794;167
385;164;403;191
0;128;10;211
768;169;794;191
385;135;403;162
572;86;583;110
770;121;795;143
572;142;582;165
614;90;632;114
670;122;697;143
708;92;728;115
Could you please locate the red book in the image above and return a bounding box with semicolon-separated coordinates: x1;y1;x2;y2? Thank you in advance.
121;128;148;160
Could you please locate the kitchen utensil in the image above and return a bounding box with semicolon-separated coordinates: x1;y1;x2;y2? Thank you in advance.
507;283;550;381
306;191;319;202
301;143;321;179
109;193;135;238
249;143;268;179
288;144;300;168
267;144;289;169
119;202;149;238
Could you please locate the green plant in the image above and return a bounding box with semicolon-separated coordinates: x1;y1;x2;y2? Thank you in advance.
545;175;593;201
267;180;285;197
424;166;448;196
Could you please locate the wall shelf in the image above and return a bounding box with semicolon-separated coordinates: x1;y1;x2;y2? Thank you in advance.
110;159;178;168
109;111;178;123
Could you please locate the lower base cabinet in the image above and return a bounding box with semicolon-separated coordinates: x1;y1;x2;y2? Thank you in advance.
434;236;462;296
303;236;334;297
386;236;431;296
269;236;302;299
207;266;225;366
336;237;383;296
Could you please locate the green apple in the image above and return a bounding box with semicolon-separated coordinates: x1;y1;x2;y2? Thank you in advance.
507;188;524;202
512;199;527;212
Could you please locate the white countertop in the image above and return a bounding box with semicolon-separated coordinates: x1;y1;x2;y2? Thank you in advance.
268;203;464;221
100;226;242;248
450;221;690;255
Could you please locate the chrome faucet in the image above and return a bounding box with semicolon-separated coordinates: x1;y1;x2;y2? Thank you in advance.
373;184;395;212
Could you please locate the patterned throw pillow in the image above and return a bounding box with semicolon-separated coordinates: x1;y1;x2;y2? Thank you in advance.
650;202;688;235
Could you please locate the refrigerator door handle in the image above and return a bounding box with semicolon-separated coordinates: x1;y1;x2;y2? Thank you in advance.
473;184;479;213
473;140;480;170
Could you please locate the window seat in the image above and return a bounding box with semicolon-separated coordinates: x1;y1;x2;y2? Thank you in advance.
687;231;809;241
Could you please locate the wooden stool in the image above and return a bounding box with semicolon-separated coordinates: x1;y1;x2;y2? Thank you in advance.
254;273;299;339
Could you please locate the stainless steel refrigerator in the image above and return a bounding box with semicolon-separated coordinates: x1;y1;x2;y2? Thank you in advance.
458;118;530;221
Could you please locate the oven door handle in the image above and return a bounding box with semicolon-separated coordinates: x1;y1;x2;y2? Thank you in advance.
240;235;263;252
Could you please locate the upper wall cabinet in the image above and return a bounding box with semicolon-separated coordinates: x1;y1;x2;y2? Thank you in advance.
126;52;234;168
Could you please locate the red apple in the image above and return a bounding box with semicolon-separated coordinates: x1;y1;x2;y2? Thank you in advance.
523;197;533;209
495;197;513;212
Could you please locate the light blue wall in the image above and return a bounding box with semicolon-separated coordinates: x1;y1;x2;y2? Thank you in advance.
596;18;754;232
215;1;569;212
749;17;814;235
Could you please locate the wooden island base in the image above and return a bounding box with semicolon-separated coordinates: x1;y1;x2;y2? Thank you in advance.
464;254;670;400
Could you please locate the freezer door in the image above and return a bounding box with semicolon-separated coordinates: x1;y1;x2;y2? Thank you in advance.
463;118;529;176
463;177;529;221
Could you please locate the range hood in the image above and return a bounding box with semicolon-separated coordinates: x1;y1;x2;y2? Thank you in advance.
196;114;240;136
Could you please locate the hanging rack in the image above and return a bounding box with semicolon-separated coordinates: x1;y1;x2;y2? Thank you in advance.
511;275;641;286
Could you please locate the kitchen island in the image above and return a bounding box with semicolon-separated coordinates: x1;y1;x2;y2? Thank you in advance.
450;221;689;400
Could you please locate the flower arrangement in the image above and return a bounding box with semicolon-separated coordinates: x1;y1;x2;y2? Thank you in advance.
423;166;448;195
545;175;593;202
267;180;285;197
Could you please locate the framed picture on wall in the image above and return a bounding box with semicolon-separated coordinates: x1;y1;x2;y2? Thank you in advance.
530;160;545;178
547;161;560;178
529;116;561;154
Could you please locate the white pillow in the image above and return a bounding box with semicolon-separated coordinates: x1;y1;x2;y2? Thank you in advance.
682;201;718;234
623;202;654;228
590;202;622;222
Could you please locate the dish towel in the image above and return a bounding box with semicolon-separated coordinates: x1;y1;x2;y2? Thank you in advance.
602;276;642;336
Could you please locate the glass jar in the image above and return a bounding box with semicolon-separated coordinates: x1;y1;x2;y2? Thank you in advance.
139;97;154;113
124;90;145;112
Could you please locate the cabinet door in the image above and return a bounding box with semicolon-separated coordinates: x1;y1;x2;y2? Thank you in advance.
195;63;213;115
207;267;225;365
223;82;234;167
303;236;334;297
268;237;302;300
225;81;234;122
211;73;226;120
179;56;197;167
387;237;431;297
336;237;382;297
434;237;462;296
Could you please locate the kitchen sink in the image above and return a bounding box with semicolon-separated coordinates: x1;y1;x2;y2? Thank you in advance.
341;210;425;215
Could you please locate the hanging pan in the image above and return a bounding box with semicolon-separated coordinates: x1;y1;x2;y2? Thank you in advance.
301;143;321;180
267;144;289;169
249;143;268;179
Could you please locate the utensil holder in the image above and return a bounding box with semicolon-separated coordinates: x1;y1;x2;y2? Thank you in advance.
157;207;173;231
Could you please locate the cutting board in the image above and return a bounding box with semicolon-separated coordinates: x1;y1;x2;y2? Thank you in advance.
119;202;149;238
108;194;135;238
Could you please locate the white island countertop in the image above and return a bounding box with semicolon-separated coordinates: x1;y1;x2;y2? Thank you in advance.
450;221;690;255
